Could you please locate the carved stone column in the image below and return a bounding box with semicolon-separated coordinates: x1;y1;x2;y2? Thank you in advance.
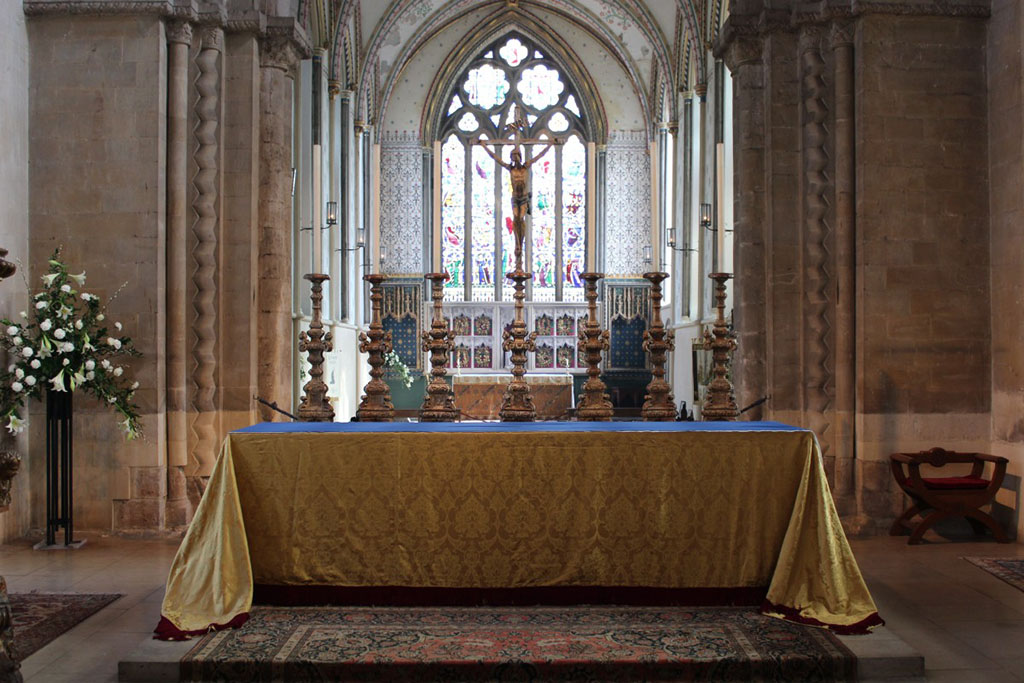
165;19;192;527
188;25;224;494
257;32;304;423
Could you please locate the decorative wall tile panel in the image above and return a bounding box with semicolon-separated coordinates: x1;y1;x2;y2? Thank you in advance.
381;278;423;370
605;278;650;369
605;131;651;276
380;131;424;275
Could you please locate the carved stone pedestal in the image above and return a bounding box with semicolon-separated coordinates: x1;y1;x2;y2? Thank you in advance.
641;272;677;421
419;273;458;421
499;270;537;422
576;272;613;420
356;274;395;422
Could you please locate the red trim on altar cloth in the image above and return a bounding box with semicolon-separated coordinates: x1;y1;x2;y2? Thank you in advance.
761;600;885;635
153;613;250;641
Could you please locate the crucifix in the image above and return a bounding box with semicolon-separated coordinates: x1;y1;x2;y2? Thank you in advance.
475;108;562;273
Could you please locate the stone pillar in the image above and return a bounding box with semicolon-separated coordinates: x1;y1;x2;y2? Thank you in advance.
722;35;768;420
831;21;857;511
187;25;224;492
257;34;302;421
165;19;192;526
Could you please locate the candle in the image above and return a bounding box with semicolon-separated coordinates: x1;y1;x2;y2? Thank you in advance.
716;142;725;273
586;142;596;271
312;143;322;274
433;141;442;271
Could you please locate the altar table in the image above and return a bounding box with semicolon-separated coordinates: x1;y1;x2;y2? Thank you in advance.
157;421;881;638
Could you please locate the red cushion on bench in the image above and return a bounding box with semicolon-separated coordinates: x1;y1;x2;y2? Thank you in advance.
921;476;989;490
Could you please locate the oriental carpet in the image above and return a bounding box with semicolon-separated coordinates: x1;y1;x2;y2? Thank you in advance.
180;605;857;682
965;557;1024;593
8;592;121;660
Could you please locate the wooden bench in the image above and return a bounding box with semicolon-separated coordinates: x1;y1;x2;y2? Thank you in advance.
890;447;1010;545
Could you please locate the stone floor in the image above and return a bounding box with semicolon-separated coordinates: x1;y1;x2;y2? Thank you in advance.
0;531;1022;682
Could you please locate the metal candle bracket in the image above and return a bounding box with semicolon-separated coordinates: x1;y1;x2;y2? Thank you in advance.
641;271;677;421
356;273;395;421
701;272;739;421
419;272;459;421
297;273;335;422
499;269;537;422
575;272;613;420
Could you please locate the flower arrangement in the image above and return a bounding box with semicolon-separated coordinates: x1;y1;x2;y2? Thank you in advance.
0;252;141;439
383;350;415;389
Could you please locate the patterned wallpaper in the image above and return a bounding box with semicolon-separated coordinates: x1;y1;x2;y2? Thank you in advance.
604;131;651;277
380;131;424;275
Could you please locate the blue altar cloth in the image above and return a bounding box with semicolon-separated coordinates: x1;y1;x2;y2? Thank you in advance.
235;420;802;434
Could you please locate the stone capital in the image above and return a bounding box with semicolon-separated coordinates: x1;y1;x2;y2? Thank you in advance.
830;20;855;48
260;35;303;73
165;19;192;45
798;24;826;55
722;34;763;71
198;24;223;51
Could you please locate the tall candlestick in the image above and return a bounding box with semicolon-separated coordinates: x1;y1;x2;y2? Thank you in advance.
716;142;725;273
313;143;323;273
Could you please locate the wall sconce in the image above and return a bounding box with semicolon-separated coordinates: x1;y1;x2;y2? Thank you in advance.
291;168;297;198
700;203;713;231
667;227;697;253
337;226;366;253
642;245;652;265
325;201;337;227
380;244;388;266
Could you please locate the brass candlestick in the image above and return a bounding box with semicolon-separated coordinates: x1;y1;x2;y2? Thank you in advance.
702;272;739;421
499;269;537;421
419;272;458;421
576;272;613;420
297;273;335;421
641;271;677;421
356;273;395;421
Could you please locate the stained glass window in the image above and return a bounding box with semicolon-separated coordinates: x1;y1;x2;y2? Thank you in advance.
438;33;587;303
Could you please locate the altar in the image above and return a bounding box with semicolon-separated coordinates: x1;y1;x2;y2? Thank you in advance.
157;421;881;639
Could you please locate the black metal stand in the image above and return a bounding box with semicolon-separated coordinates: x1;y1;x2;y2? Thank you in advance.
34;390;84;550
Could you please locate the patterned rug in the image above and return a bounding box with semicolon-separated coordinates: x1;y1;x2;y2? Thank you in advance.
8;592;121;660
181;605;856;682
965;557;1024;592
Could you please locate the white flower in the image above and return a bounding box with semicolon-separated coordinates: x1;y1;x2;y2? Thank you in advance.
96;314;105;321
107;337;122;350
5;326;17;336
101;359;111;370
49;372;66;392
53;328;66;340
39;319;52;331
70;272;86;286
14;368;23;380
34;292;46;299
85;360;95;371
113;367;123;377
11;382;23;393
75;320;83;330
41;273;58;286
131;381;139;390
60;284;71;293
35;301;46;310
85;371;94;381
115;322;122;331
58;305;72;318
21;347;32;358
30;359;40;369
24;376;36;387
62;358;70;366
12;337;21;346
107;397;116;404
19;311;26;319
6;414;25;434
80;293;92;301
62;342;74;353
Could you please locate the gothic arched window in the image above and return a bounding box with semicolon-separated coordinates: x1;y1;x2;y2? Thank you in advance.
439;34;588;303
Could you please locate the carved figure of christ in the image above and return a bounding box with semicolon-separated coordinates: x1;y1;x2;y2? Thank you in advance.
475;132;561;273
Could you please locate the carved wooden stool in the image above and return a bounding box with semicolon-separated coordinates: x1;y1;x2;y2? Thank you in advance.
890;447;1010;545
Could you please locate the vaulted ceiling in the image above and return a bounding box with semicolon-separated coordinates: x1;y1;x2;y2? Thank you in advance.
298;0;728;134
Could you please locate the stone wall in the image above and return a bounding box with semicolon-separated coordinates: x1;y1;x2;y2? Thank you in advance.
0;2;30;544
988;0;1024;540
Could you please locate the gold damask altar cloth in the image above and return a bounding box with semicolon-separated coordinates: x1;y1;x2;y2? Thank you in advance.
158;423;881;638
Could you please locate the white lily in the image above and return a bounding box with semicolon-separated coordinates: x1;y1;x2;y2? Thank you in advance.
58;305;73;318
70;272;86;286
42;273;59;286
6;414;25;435
49;370;66;392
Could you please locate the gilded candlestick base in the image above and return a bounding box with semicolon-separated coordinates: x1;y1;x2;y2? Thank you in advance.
500;269;537;422
641;271;677;421
420;272;459;422
297;273;335;422
702;272;739;421
576;272;612;420
357;273;395;422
